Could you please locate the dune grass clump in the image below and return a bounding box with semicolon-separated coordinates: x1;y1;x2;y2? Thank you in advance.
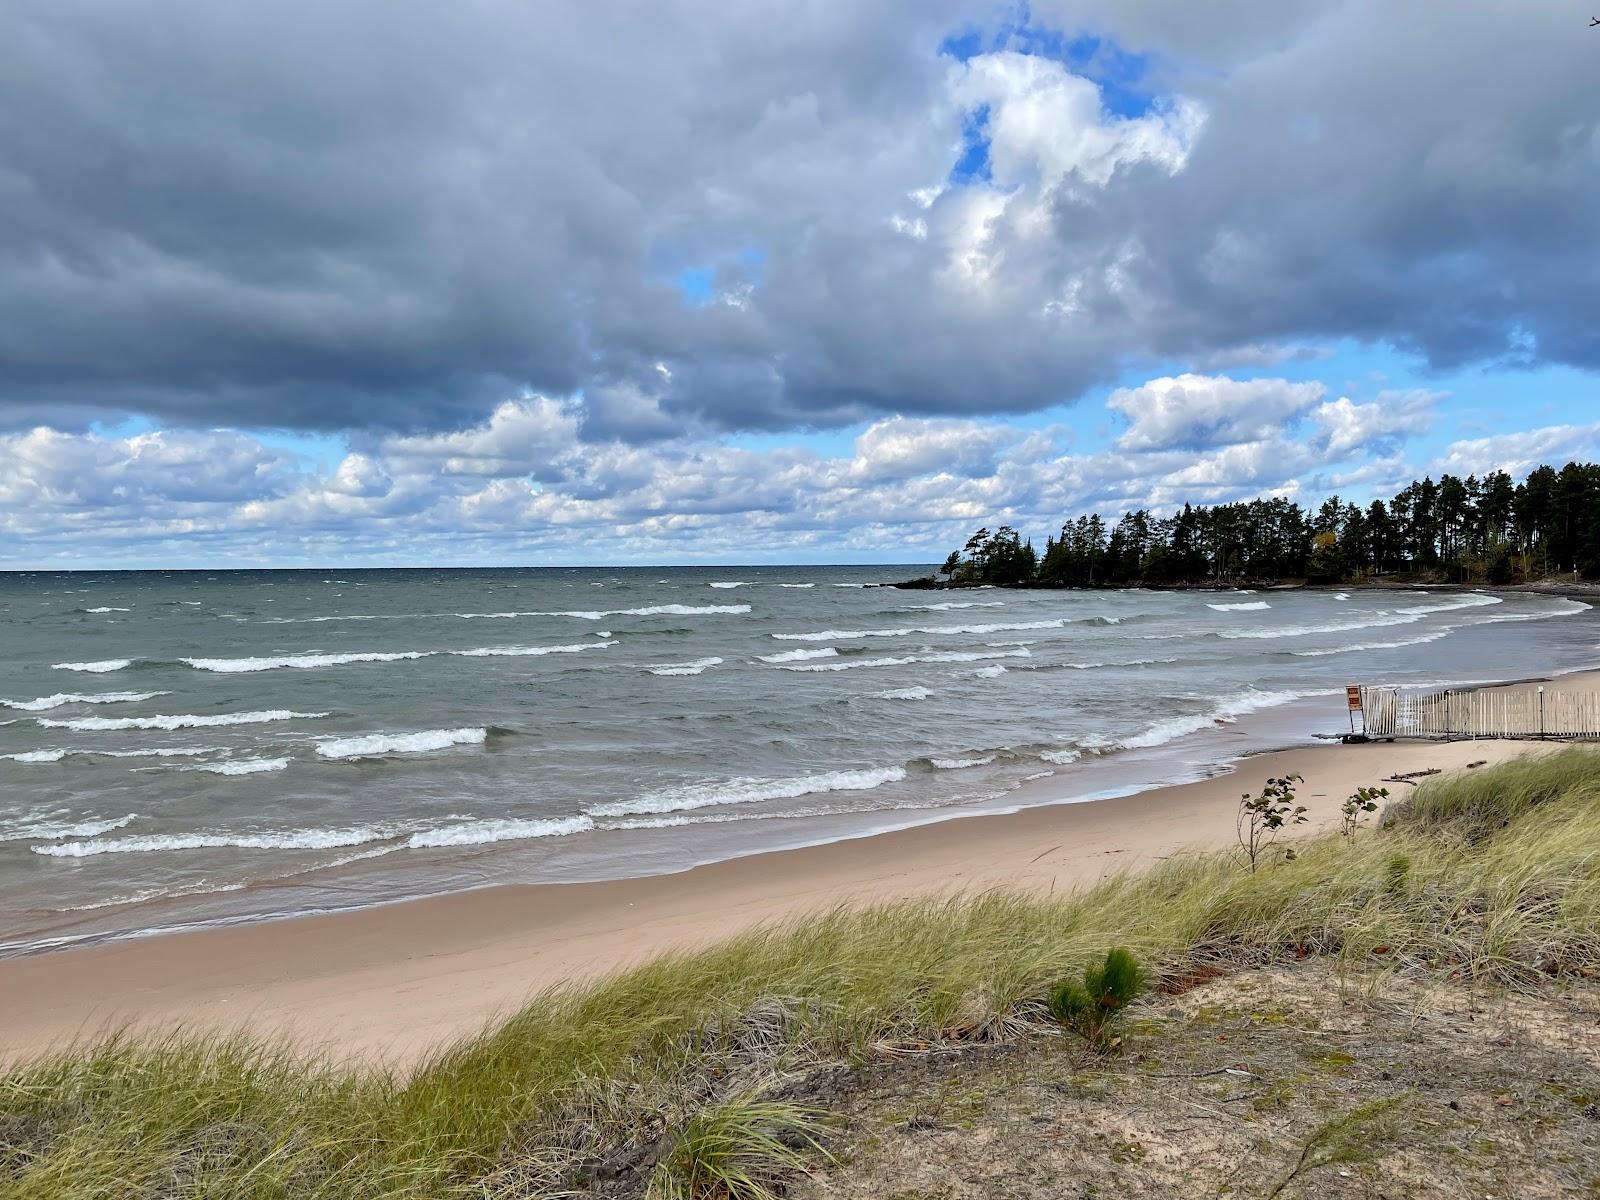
2;748;1597;1197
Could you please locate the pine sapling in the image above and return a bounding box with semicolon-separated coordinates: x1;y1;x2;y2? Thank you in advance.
1237;773;1307;872
1047;947;1147;1052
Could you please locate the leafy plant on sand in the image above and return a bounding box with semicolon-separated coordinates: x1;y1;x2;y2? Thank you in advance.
1046;947;1147;1051
1237;772;1308;871
2;749;1597;1197
1341;785;1389;840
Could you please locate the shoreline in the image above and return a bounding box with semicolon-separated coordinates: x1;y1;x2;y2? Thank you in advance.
3;671;1596;1065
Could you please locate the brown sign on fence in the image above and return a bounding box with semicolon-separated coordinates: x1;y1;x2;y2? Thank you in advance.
1346;685;1362;712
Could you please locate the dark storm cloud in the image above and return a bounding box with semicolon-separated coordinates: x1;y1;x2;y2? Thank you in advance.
0;0;1595;437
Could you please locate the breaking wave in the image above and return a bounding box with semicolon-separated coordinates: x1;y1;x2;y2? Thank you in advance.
647;657;723;676
1207;601;1270;612
778;647;1030;672
51;659;132;673
1;691;167;712
405;815;592;848
453;641;617;657
871;687;932;700
315;727;487;759
757;647;839;663
1;813;137;842
38;710;325;732
589;766;907;818
191;758;291;776
771;617;1102;641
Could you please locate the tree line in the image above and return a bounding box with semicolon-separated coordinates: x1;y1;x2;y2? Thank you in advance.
939;460;1600;587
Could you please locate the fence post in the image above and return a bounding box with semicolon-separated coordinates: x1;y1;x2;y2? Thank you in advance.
1539;686;1546;739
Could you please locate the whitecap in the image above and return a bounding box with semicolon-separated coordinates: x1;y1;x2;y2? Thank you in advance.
405;815;592;848
590;766;907;818
182;651;427;672
51;659;132;673
871;687;932;700
1291;630;1453;657
0;691;167;712
899;601;1006;611
35;826;396;858
779;646;1029;672
315;727;487;759
0;813;136;841
708;581;751;589
758;647;839;664
771;618;1083;642
647;657;723;676
1039;749;1082;765
1207;601;1270;612
453;640;617;657
931;754;996;769
191;757;291;776
38;710;325;732
85;606;132;613
777;583;815;588
1;749;67;763
963;664;1008;678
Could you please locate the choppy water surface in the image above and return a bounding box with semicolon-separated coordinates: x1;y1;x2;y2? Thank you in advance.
2;567;1595;951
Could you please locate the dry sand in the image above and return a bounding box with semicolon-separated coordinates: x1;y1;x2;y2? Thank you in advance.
1;670;1594;1066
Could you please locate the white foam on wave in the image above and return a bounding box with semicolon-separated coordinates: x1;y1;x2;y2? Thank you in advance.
183;651;427;672
85;606;132;613
405;815;592;848
51;659;132;673
1;813;137;842
1063;656;1180;670
963;664;1008;678
1116;688;1316;750
1;749;67;763
38;709;325;732
708;581;751;589
900;601;1006;611
1039;748;1082;765
931;754;996;769
316;727;487;759
647;657;723;676
98;746;227;758
590;765;907;818
772;618;1088;642
1220;612;1424;640
35;825;396;858
779;646;1030;672
1207;601;1270;612
191;757;291;776
1395;593;1503;616
1334;593;1351;600
872;687;932;700
1;691;167;712
1291;630;1452;657
453;640;617;657
778;583;815;588
758;647;839;663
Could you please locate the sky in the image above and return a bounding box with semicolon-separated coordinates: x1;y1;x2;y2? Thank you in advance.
2;0;1598;569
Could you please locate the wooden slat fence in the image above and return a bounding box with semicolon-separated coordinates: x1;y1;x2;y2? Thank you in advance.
1359;685;1600;740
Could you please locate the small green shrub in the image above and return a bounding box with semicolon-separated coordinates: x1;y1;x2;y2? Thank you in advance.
1238;773;1307;872
1341;785;1389;840
1047;948;1148;1051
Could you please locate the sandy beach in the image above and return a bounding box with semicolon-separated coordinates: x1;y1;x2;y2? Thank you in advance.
5;669;1595;1067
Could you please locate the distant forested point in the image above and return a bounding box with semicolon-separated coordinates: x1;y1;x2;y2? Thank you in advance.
935;461;1600;589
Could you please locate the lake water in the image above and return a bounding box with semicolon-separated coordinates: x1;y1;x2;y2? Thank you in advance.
2;567;1595;952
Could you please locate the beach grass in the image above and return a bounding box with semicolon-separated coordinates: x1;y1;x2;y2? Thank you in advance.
2;747;1597;1197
